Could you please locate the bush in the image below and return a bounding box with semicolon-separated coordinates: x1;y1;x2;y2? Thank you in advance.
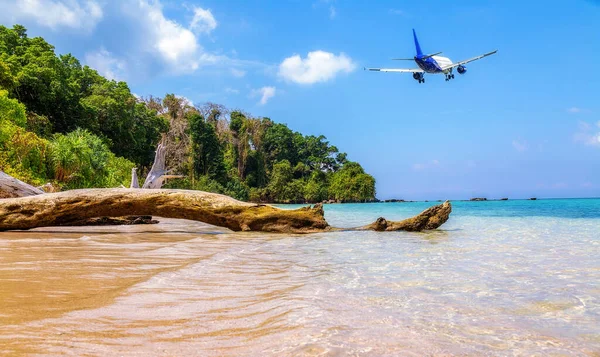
0;89;26;127
0;119;50;186
224;177;250;201
48;128;133;188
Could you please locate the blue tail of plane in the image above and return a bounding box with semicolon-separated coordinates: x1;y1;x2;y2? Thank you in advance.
413;29;423;57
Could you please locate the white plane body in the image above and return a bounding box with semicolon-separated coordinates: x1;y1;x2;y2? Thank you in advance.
428;55;452;70
366;29;497;83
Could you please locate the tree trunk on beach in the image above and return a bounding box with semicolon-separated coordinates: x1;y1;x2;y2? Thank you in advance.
0;171;45;198
0;188;451;233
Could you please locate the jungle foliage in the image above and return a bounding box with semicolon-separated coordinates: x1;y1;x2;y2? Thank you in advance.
0;25;375;202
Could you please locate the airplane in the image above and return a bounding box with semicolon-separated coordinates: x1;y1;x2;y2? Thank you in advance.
365;29;497;83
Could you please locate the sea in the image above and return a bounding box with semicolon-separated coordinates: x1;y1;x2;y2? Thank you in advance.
0;198;598;356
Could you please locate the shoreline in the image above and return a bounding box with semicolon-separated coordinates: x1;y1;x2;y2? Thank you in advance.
269;196;600;205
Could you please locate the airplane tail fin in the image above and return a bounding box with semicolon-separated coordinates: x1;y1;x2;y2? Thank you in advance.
413;29;423;57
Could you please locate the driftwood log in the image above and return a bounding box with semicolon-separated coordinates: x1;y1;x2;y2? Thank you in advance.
0;171;45;198
0;188;452;233
0;170;156;225
130;168;140;188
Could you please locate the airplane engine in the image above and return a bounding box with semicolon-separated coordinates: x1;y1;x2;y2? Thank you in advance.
457;65;467;74
412;72;423;81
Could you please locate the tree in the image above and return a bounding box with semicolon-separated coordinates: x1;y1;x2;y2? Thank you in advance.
0;25;166;167
0;89;26;127
329;162;376;202
304;171;327;203
80;80;167;166
263;122;297;169
145;94;195;175
229;110;260;180
48;129;134;188
189;113;225;181
296;134;339;171
268;160;293;202
0;25;379;203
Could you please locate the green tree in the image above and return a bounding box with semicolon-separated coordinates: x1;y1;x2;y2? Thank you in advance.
0;25;378;203
304;171;327;203
0;89;26;127
329;162;376;202
268;160;293;202
0;25;166;167
81;80;167;166
263;122;297;169
48;129;133;188
189;113;225;181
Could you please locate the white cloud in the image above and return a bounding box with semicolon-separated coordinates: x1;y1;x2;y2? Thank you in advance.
225;87;240;94
1;0;103;31
122;0;222;74
278;51;356;84
512;139;528;152
230;68;246;77
567;107;591;114
329;6;337;19
176;95;194;107
574;121;600;147
578;121;591;131
252;86;276;105
85;48;126;80
190;7;217;34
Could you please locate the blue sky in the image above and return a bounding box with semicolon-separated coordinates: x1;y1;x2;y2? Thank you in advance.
1;0;599;200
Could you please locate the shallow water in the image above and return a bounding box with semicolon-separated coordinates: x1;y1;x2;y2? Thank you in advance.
0;199;599;356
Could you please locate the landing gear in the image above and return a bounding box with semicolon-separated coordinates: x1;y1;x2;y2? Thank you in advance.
413;72;425;84
445;73;455;81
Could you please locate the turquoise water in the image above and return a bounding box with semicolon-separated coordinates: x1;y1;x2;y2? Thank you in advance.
0;199;598;355
273;199;600;354
282;198;600;226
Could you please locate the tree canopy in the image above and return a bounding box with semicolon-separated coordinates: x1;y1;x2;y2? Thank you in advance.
0;25;376;203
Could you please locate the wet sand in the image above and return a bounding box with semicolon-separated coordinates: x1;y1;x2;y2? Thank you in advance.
1;209;599;356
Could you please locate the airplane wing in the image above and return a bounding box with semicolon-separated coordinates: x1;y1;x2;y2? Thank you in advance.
442;50;497;70
365;67;424;73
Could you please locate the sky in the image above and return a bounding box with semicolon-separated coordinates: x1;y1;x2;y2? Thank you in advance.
1;0;599;200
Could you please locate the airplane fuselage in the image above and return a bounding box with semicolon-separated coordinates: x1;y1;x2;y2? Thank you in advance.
415;55;453;74
365;29;497;83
